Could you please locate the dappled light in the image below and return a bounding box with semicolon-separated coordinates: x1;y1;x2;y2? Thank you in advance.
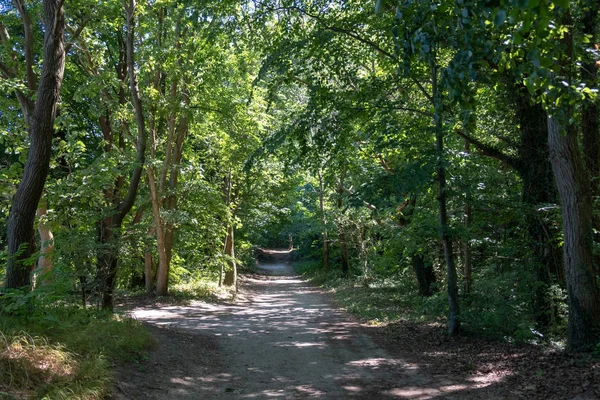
121;261;507;398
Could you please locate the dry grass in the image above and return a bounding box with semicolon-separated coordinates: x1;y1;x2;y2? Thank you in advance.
0;331;112;399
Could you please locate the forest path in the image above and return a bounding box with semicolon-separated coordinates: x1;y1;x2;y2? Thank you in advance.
112;252;481;399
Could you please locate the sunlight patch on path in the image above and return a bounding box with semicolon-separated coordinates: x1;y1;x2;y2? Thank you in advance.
125;261;505;399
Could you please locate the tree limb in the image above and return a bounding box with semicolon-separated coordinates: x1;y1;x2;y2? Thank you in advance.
65;16;90;54
13;0;37;91
455;129;519;170
266;4;435;104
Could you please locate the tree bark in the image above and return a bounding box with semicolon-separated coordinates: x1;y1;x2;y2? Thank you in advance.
513;89;561;330
548;116;600;351
317;169;329;269
35;202;54;286
144;250;154;293
337;171;349;276
223;225;237;287
412;253;436;296
6;0;65;289
148;167;169;295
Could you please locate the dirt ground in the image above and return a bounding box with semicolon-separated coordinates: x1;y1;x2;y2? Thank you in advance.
111;253;600;399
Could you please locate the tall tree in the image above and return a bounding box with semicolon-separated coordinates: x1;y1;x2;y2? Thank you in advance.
4;0;66;288
95;0;146;308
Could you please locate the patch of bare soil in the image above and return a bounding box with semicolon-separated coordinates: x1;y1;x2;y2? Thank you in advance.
111;258;599;399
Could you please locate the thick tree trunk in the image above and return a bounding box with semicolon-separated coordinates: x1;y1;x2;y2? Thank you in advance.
5;0;65;289
580;3;600;281
548;116;600;351
223;225;237;287
513;90;561;330
432;58;460;336
412;253;436;296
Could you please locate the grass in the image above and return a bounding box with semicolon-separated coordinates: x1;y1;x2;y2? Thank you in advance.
294;260;437;325
170;278;236;302
0;300;155;400
295;259;563;343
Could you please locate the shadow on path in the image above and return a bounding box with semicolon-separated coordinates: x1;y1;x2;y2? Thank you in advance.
113;254;504;399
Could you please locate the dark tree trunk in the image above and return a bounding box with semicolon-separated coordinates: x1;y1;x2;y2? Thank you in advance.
337;173;349;276
462;140;473;295
580;2;600;280
513;88;562;330
411;253;436;296
5;0;65;288
548;117;600;351
318;169;329;269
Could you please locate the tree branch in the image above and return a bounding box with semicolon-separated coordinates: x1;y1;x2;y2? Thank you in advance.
455;129;519;170
13;0;37;91
65;16;90;54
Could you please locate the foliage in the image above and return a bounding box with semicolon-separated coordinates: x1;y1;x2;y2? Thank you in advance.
0;290;154;399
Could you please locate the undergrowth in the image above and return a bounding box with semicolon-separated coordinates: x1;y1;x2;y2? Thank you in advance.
169;278;236;302
0;290;155;399
295;260;564;344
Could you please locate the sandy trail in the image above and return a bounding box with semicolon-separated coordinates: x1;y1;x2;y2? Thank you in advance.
113;258;472;399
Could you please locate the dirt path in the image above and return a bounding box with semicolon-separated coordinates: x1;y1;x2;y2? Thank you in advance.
112;258;491;399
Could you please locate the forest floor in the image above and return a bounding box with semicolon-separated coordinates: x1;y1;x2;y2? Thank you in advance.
111;251;600;399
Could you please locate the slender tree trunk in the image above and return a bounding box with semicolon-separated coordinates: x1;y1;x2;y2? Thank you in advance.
6;0;65;289
337;171;349;276
223;225;237;287
317;169;329;269
35;202;54;286
144;250;154;293
432;57;460;336
148;168;169;295
462;140;472;295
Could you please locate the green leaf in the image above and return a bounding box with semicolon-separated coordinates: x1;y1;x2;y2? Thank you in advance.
494;9;507;27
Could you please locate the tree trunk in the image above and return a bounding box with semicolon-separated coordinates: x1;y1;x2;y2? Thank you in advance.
35;202;54;286
412;253;436;296
432;58;460;336
144;250;154;293
337;173;349;276
223;225;237;287
6;0;65;289
95;0;147;309
462;140;473;295
580;2;600;281
318;169;329;269
548;116;600;351
511;86;562;330
149;167;170;295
